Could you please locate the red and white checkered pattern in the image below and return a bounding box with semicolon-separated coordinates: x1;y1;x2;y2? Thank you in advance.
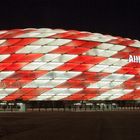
0;28;139;101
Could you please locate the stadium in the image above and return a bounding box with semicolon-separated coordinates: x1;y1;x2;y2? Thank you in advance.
0;28;140;111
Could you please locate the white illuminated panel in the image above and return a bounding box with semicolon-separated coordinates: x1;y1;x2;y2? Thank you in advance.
137;87;140;90
102;74;135;82
35;54;60;62
31;38;55;45
89;65;108;72
0;40;6;45
38;71;81;80
0;71;15;80
35;88;82;100
33;33;57;38
38;62;63;70
97;43;114;49
50;95;68;100
110;45;126;51
16;45;41;53
88;81;123;88
0;31;7;34
0;54;10;62
15;32;41;38
91;90;115;100
23;80;50;88
0;88;18;99
48;39;71;46
79;34;116;42
52;54;78;63
100;58;120;65
24;80;66;88
31;45;59;53
86;49;117;57
88;81;110;88
34;95;53;101
21;62;46;70
113;59;129;66
43;80;66;88
130;40;140;48
103;66;121;73
108;89;133;100
53;29;67;33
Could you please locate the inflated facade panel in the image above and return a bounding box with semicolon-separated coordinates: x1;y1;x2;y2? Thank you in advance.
0;28;139;101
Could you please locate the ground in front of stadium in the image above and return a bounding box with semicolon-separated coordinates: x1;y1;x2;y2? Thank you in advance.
0;111;140;140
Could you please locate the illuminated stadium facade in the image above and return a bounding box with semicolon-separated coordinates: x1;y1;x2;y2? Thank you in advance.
0;28;140;110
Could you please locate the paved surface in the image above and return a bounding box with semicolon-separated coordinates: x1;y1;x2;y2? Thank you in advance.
0;111;140;140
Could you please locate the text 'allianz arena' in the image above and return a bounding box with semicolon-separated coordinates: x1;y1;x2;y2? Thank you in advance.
0;28;140;102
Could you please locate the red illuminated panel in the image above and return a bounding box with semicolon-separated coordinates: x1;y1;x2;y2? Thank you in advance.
80;41;101;48
133;90;140;99
67;47;90;54
85;72;109;81
70;72;109;81
129;75;140;83
0;39;21;46
57;80;84;88
57;80;95;88
1;29;35;38
85;56;106;64
0;63;12;71
0;46;8;54
2;54;26;62
50;46;74;54
117;93;134;100
1;79;32;88
0;30;24;38
82;94;97;100
50;31;74;38
108;37;129;44
1;46;25;54
56;63;79;71
4;63;27;71
0;31;7;38
7;70;48;80
65;40;85;47
2;88;31;101
17;54;43;62
68;56;104;64
117;67;140;75
65;93;85;100
15;38;38;45
72;64;93;71
68;56;106;65
65;32;91;39
112;52;129;59
121;46;137;53
125;63;140;68
21;88;50;100
132;50;140;56
123;81;136;89
118;40;135;46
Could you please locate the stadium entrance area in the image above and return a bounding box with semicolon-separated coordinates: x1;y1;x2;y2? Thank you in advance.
0;101;140;112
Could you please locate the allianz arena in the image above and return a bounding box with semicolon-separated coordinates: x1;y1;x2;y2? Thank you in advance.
0;28;140;111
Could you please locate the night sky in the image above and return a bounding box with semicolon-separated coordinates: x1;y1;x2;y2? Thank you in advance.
0;0;140;40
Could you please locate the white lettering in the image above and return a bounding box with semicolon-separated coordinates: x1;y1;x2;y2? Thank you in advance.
128;55;140;63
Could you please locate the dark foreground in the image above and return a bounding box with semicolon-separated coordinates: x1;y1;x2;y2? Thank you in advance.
0;111;140;140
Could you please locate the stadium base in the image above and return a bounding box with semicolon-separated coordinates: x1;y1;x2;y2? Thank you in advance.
0;100;140;112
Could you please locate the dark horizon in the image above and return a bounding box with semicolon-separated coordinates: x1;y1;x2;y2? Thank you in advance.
0;0;140;40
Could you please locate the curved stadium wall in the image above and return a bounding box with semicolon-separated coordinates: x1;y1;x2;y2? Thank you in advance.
0;28;139;101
